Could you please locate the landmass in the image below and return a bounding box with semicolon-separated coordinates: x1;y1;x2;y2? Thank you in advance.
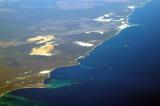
0;0;149;96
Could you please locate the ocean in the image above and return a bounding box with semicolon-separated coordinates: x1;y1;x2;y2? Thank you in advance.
1;0;160;106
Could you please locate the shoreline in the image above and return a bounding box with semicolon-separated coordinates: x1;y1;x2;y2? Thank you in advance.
44;0;152;86
0;0;152;98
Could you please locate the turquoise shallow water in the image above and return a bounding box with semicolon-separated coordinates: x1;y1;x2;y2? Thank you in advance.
1;0;160;105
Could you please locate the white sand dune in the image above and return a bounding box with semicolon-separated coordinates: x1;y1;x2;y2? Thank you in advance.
74;41;94;47
94;17;112;22
86;31;104;35
27;34;56;56
27;35;55;44
127;5;136;10
118;21;130;30
30;43;55;56
40;69;52;75
93;12;114;22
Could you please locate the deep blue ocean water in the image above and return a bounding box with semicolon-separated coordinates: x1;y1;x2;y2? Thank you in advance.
9;0;160;105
